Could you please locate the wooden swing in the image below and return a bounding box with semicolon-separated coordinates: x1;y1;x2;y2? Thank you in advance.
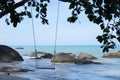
30;1;60;69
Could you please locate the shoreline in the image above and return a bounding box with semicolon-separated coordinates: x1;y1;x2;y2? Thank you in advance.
0;57;120;80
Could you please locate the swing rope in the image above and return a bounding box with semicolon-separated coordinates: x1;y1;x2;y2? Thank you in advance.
30;5;38;68
30;0;60;69
53;0;60;69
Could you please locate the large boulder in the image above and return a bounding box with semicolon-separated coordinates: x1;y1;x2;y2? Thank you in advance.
77;52;97;60
51;52;76;63
103;52;120;58
0;45;23;62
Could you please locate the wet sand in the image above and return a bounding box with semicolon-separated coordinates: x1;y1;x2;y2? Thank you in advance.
0;74;29;80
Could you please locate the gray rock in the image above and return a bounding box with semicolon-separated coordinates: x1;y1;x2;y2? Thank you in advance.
51;52;76;63
0;45;23;62
78;52;97;60
0;66;33;72
103;52;120;58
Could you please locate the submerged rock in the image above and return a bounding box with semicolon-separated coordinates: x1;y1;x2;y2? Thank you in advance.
75;60;93;64
103;52;120;58
0;45;23;62
30;51;51;57
77;52;97;60
0;66;33;72
75;60;102;65
41;53;53;59
15;47;24;49
51;52;76;63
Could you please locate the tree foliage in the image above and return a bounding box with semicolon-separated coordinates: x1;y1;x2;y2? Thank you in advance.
0;0;120;52
0;0;49;27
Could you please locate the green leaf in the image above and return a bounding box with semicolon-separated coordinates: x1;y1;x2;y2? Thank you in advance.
44;3;48;7
7;22;10;25
110;35;116;39
59;0;71;2
117;21;120;26
103;28;110;33
96;36;103;43
13;23;17;27
108;45;114;49
24;6;27;10
28;2;31;6
85;9;92;14
117;37;120;42
26;12;32;18
47;0;50;3
87;15;96;21
35;14;39;18
69;3;75;9
111;27;114;31
41;17;49;25
32;2;36;6
103;34;108;37
93;17;103;24
36;6;39;12
67;16;78;23
100;45;104;48
108;15;112;21
76;9;80;14
100;23;104;30
40;0;44;2
96;0;103;6
103;46;109;52
5;18;8;22
116;30;120;36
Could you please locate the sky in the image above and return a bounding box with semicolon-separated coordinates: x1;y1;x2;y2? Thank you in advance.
0;0;106;46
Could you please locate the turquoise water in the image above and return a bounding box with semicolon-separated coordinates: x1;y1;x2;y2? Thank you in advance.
13;45;120;57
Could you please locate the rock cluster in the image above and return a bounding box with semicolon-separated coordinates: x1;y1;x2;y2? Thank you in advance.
51;52;101;65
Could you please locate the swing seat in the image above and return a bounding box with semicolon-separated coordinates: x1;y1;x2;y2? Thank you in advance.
35;58;55;69
35;66;55;69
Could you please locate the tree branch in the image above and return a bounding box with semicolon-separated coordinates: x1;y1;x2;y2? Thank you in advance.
0;0;29;18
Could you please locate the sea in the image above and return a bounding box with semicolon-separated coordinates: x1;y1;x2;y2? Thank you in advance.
3;45;120;80
12;45;120;57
